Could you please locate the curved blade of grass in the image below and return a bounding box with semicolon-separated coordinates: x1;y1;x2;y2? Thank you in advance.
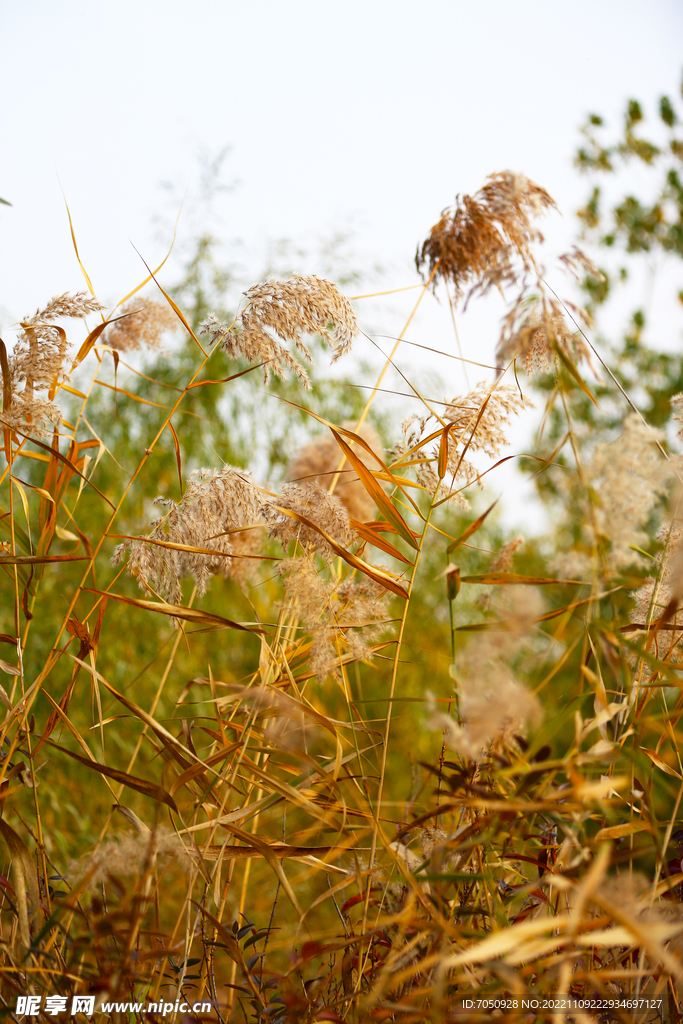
460;572;585;585
83;588;263;631
167;420;183;495
93;380;170;409
554;341;599;407
13;431;115;510
0;820;39;949
348;518;414;565
0;554;89;565
185;363;267;389
438;423;456;479
270;505;408;598
446;500;498;554
132;245;207;357
62;193;95;296
71;320;111;369
45;739;178;812
330;430;418;549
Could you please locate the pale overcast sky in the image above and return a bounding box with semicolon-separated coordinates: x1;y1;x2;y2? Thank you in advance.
3;0;682;312
2;0;682;523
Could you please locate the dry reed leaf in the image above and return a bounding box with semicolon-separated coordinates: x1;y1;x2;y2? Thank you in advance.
0;819;40;949
47;739;179;812
595;821;655;840
84;588;262;632
641;747;682;779
113;805;151;835
330;429;418;548
286;421;382;522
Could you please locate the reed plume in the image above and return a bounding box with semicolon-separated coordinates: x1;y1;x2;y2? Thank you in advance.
557;414;671;577
263;482;354;559
416;172;555;298
113;466;264;606
497;300;593;373
430;589;543;760
394;382;528;501
1;292;104;437
200;275;358;388
631;520;683;663
279;557;390;679
105;298;177;352
70;829;190;889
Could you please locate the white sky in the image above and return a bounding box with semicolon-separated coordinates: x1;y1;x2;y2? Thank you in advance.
2;0;682;527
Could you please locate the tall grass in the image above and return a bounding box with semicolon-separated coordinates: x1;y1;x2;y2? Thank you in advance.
0;169;682;1024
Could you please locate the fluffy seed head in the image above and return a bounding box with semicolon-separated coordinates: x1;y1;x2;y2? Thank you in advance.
105;298;177;352
200;275;358;389
555;415;671;579
497;301;593;373
69;828;189;889
591;416;670;569
0;292;105;438
416;172;556;298
631;520;683;663
113;466;264;608
394;382;529;502
278;558;390;680
429;589;543;760
263;482;354;559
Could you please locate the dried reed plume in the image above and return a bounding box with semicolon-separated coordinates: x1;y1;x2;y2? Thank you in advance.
69;828;190;889
1;292;104;437
263;482;354;559
113;466;264;606
105;298;177;352
285;421;382;522
592;416;670;569
496;300;593;373
395;382;528;502
631;520;683;663
200;275;358;388
558;415;671;577
477;536;524;611
230;686;323;754
416;172;556;298
279;558;390;679
430;589;543;760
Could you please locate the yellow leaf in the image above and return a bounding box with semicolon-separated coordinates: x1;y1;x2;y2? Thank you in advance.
595;821;654;841
642;746;682;779
55;525;79;543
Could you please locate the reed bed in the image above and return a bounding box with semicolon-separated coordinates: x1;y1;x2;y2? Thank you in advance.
0;169;681;1024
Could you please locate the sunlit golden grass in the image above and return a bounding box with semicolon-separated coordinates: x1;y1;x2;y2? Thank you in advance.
0;169;682;1024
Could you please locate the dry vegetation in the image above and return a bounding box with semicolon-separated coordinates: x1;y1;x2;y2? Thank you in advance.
1;167;683;1024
